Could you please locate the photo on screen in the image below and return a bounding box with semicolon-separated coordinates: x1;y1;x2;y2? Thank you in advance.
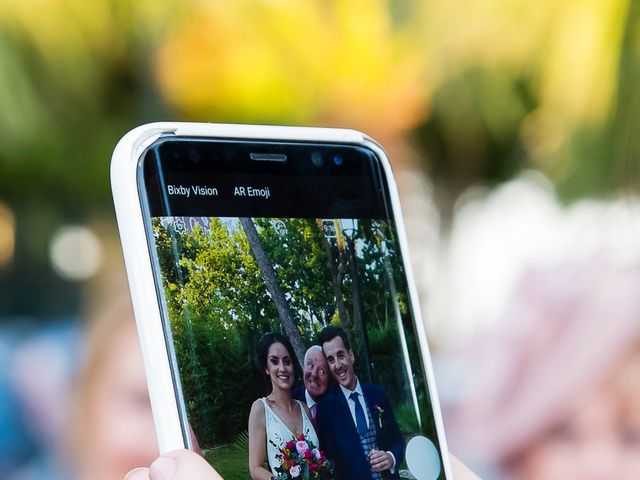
151;215;444;480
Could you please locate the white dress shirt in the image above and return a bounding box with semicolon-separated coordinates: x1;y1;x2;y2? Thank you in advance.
339;379;370;430
305;389;318;419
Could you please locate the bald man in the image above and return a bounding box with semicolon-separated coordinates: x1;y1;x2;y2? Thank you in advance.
293;345;330;420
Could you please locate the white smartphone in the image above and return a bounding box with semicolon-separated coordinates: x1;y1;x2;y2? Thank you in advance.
111;122;452;480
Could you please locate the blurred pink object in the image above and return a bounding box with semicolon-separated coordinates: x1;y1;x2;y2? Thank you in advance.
446;258;640;469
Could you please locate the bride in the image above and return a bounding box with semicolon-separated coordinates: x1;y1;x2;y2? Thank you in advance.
248;332;318;479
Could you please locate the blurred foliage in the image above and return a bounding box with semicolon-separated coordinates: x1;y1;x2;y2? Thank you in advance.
0;0;162;206
154;1;427;138
0;0;638;315
415;0;640;207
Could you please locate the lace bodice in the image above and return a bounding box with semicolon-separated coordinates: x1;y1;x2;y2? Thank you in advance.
260;397;319;475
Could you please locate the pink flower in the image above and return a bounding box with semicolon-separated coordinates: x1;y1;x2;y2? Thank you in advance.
296;440;309;454
289;465;301;478
312;448;321;459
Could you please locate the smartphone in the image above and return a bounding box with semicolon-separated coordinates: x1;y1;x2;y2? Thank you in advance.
111;123;452;480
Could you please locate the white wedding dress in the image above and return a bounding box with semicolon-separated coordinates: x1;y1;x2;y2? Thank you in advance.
260;398;319;475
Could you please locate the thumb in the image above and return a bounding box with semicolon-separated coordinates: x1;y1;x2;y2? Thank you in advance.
450;454;481;480
150;450;223;480
125;449;223;480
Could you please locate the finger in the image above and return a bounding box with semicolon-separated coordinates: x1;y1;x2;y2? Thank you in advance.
371;459;390;472
450;455;481;480
369;453;389;471
149;450;223;480
125;468;150;480
369;451;385;461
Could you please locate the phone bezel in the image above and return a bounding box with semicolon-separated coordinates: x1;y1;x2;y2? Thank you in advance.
111;122;452;478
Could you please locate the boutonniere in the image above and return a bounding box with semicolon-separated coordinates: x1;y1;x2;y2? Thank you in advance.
372;404;385;428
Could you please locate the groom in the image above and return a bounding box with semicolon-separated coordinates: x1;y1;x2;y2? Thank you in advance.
316;326;405;480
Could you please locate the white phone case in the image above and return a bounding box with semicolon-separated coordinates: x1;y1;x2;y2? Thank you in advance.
110;122;452;478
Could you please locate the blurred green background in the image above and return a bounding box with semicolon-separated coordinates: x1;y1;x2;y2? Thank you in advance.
0;0;638;319
0;1;639;478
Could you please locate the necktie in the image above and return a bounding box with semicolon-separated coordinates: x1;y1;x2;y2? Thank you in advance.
350;391;368;437
311;403;318;420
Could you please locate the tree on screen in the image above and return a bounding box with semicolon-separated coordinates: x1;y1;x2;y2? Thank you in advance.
240;217;306;364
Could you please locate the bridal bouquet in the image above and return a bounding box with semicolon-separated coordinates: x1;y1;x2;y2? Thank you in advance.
271;433;334;479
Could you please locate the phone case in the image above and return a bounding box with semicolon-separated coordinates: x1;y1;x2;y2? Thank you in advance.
111;122;452;478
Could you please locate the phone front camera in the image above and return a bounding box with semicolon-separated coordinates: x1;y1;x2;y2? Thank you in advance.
332;154;343;166
311;151;323;167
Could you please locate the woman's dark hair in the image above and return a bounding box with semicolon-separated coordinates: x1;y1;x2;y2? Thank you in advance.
255;331;301;393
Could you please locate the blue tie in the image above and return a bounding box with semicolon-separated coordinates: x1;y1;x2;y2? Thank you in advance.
350;391;368;438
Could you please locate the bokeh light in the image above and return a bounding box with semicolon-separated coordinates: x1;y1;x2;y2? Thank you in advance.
431;175;640;341
0;202;15;267
49;225;103;281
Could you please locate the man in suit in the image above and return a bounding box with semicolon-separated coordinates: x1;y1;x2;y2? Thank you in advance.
316;326;405;480
292;345;330;420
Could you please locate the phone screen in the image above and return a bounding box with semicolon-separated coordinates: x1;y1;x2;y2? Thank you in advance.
138;138;446;480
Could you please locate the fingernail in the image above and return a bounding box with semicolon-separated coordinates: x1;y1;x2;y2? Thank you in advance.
149;456;177;480
124;467;149;480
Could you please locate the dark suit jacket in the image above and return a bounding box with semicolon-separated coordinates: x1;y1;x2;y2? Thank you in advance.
292;386;307;404
293;386;327;407
317;383;405;480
